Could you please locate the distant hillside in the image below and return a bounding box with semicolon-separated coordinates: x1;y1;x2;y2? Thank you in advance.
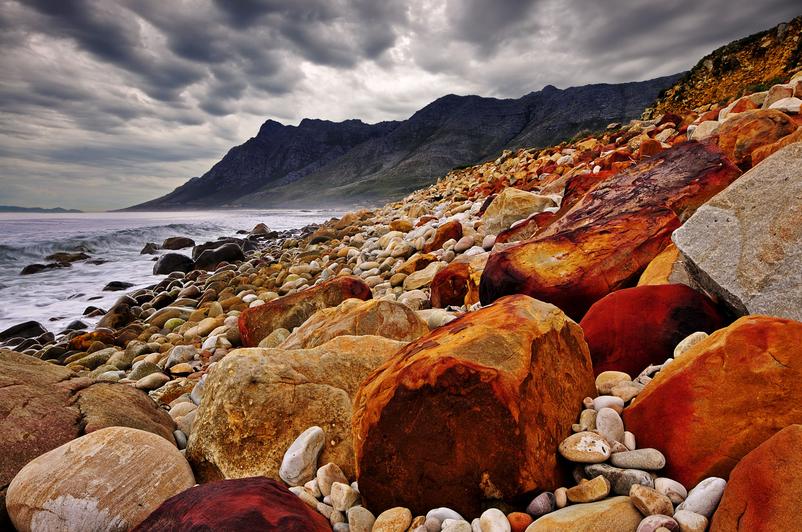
647;15;802;116
0;205;82;213
130;74;681;210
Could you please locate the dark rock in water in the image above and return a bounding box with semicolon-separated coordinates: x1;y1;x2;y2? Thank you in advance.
45;251;90;263
251;222;270;235
193;243;245;271
0;320;47;342
86;259;108;265
64;320;88;332
97;295;138;329
161;236;196;250
103;281;134;292
153;253;194;275
20;262;70;275
132;477;331;532
192;238;254;260
83;306;106;316
140;242;159;254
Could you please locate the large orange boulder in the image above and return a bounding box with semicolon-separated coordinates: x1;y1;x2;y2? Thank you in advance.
238;276;371;346
479;142;741;319
715;109;797;167
710;425;802;532
430;252;489;308
580;284;727;376
624;316;802;488
423;220;463;252
352;295;595;516
749;125;802;165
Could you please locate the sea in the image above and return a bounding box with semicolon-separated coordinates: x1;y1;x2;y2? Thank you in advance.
0;210;340;334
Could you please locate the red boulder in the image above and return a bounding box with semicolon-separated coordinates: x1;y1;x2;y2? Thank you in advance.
716;109;797;167
423;220;463;253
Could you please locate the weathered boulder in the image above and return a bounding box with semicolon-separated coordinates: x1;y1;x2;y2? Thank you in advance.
750;126;802;165
279;298;428;350
579;284;726;376
423;220;463;252
153;253;194;275
161;236;195;250
525;496;642;531
0;320;47;341
352;295;595;516
673;142;802;320
132;477;331;531
194;242;245;271
480;142;741;319
6;427;194;532
637;243;686;286
186;335;406;482
97;295;138;329
430;252;489;308
715;108;797;166
624;316;802;487
481;187;557;235
238;276;371;346
710;425;802;532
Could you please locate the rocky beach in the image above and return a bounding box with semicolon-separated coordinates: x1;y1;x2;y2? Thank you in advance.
2;13;802;532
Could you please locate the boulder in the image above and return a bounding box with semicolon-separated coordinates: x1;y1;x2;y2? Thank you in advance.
673;142;802;320
636;243;689;286
430;252;489;308
402;261;447;291
97;295;138;329
279;298;428;350
579;284;726;375
481;187;557;234
132;477;331;531
194;242;246;271
480;142;741;319
710;425;802;532
624;316;802;488
0;320;47;341
715;109;796;167
6;427;194;532
525;496;642;531
423;220;463;252
161;236;195;250
238;276;371;347
750;126;802;165
186;335;406;482
352;295;595;516
153;253;194;275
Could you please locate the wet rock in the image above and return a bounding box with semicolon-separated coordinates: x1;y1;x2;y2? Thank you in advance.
103;281;134;291
162;236;195;250
97;295;138;329
0;320;47;341
153;253;194;275
194;242;246;271
140;242;159;254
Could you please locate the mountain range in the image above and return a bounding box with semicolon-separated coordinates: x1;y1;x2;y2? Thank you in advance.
130;74;681;210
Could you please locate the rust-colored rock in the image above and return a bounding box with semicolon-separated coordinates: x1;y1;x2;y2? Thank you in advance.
716;109;796;167
579;284;727;376
480;187;557;235
396;252;438;275
423;220;463;252
480;142;741;319
430;252;489;308
637;243;683;286
624;316;802;488
749;126;802;165
238;276;371;346
637;138;664;158
710;425;802;532
279;298;429;349
352;295;595;516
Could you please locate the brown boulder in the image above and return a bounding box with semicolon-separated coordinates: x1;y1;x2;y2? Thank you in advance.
637;243;685;286
480;187;557;235
396;252;438;275
430;252;489;308
716;109;796;167
710;425;802;532
480;141;741;319
423;220;463;252
624;316;802;488
238;276;371;346
186;335;406;482
352;295;595;516
279;298;429;350
749;126;802;165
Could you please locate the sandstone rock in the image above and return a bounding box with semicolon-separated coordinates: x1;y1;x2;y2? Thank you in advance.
352;295;595;516
480;142;741;319
423;220;463;253
710;425;802;531
6;427;194;532
579;284;726;376
566;475;610;503
373;507;412;532
749;126;802;165
481;187;557;235
637;243;687;286
624;316;802;487
280;298;428;349
673;510;708;532
673;142;802;320
715;109;797;166
132;477;331;531
187;335;406;482
629;484;673;516
238;276;371;346
430;252;489;308
525;496;642;531
559;432;612;463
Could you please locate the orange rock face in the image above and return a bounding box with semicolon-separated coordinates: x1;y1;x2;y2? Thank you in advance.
749;126;802;166
479;142;741;319
238;276;371;346
423;220;463;253
715;109;797;167
579;284;727;376
637;243;681;286
710;425;802;532
430;253;488;308
352;295;595;517
624;316;802;488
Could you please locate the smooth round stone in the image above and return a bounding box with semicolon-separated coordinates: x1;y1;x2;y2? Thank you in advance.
672;510;707;532
173;429;188;449
454;236;475;253
526;492;555;517
610;448;666;470
585;464;654;495
676;477;726;518
595;371;632;395
347;506;376;532
593;395;625;412
330;509;346;526
654;477;687;504
611;381;644;402
479;508;510;532
554;487;568;508
578;409;597;431
596;407;625;443
279;426;325;486
443;519;472;532
333;522;350;532
317;502;335;519
506;512;532;531
566;475;610;503
426;507;464;524
305;479;322;498
482;235;496;250
135;371;169;390
636;515;679;532
673;331;708;357
423;516;440;531
317;462;348;497
330;482;360;512
629;484;674;516
373;507;412;531
624;431;637;451
559;431;612;463
290;486;319;508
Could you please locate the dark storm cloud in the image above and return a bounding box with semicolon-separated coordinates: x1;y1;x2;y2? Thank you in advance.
0;0;799;210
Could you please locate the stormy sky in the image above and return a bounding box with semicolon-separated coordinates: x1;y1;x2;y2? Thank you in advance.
0;1;799;210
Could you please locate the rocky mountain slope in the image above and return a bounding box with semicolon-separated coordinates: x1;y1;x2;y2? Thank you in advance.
131;75;680;210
